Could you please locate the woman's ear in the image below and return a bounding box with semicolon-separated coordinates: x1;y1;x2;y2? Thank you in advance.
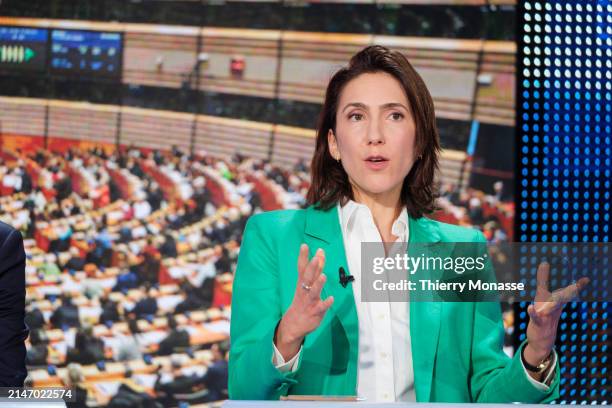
328;129;339;160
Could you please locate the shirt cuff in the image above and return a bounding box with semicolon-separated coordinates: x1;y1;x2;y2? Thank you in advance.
521;349;558;391
271;341;302;373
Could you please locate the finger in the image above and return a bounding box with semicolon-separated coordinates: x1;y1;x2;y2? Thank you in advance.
303;248;324;285
314;296;334;316
527;304;543;325
575;276;590;292
535;262;551;301
307;273;327;302
297;243;309;280
533;297;558;315
543;276;591;309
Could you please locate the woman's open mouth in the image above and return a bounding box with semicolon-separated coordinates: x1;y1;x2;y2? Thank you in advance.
364;155;389;171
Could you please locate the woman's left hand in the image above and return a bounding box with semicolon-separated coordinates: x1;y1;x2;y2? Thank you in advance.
524;261;590;379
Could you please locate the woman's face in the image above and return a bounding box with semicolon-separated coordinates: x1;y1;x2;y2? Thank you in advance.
328;71;417;201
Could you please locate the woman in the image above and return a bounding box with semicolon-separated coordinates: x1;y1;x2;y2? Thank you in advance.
229;45;584;402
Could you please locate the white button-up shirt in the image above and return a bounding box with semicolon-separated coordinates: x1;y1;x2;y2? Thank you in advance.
337;199;414;402
272;200;554;400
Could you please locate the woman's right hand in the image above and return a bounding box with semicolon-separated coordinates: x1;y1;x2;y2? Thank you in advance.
274;243;335;361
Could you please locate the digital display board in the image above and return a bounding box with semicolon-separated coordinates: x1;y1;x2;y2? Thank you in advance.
50;29;122;78
0;26;48;71
516;0;611;404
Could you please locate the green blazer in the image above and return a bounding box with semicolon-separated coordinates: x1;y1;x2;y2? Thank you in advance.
228;204;560;402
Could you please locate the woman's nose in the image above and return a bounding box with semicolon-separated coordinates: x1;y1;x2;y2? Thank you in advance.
367;124;385;145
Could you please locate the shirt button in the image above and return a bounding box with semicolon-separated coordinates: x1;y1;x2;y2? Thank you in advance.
380;352;388;359
378;314;385;320
383;393;390;400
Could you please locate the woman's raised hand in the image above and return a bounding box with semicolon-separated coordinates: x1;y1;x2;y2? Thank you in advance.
524;261;589;379
274;243;335;361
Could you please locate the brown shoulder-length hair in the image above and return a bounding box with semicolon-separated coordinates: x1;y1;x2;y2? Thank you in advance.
306;45;441;219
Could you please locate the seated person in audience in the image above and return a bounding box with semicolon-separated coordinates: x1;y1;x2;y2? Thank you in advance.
63;246;85;272
139;241;161;285
51;221;73;252
99;215;111;236
133;197;152;220
26;329;49;366
114;319;143;362
38;254;61;278
154;355;200;405
50;294;80;329
214;246;232;275
54;174;72;201
64;363;89;408
25;305;46;330
468;195;485;224
130;284;158;319
109;177;122;202
21;166;33;194
157;314;189;356
166;206;185;230
67;325;105;365
129;160;145;179
153;150;164;166
142;237;159;258
99;295;121;323
26;207;37;238
108;381;162;408
118;225;133;243
199;341;229;402
159;233;177;258
147;182;164;211
85;239;105;266
82;264;105;299
112;267;140;292
175;278;213;314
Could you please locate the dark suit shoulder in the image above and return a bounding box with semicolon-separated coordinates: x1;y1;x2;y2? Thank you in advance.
0;221;18;246
0;222;24;261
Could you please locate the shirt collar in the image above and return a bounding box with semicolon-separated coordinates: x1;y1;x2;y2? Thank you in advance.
337;199;409;241
392;206;409;240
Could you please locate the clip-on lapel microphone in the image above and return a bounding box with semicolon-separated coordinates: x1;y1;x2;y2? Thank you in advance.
338;266;355;288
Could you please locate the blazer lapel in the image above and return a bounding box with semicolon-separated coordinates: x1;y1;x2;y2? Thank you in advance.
408;216;442;402
303;204;359;389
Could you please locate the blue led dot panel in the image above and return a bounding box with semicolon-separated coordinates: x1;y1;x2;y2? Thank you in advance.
515;0;611;404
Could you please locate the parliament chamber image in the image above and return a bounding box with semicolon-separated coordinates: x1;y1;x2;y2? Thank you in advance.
0;0;609;407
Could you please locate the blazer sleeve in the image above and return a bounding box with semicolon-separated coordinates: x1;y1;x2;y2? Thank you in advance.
228;214;303;400
0;227;29;386
468;230;560;403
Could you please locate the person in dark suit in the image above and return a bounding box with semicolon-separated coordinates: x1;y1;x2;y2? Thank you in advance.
200;342;229;402
25;305;46;331
0;221;29;386
157;314;190;356
49;295;80;329
99;295;121;324
26;329;48;366
131;285;158;319
67;325;105;365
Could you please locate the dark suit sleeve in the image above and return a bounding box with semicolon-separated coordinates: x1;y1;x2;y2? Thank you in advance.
0;227;29;386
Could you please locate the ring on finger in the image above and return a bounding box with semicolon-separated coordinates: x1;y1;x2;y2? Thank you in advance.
301;282;312;291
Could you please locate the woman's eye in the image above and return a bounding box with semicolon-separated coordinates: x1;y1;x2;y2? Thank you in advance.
390;112;404;121
348;113;363;121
